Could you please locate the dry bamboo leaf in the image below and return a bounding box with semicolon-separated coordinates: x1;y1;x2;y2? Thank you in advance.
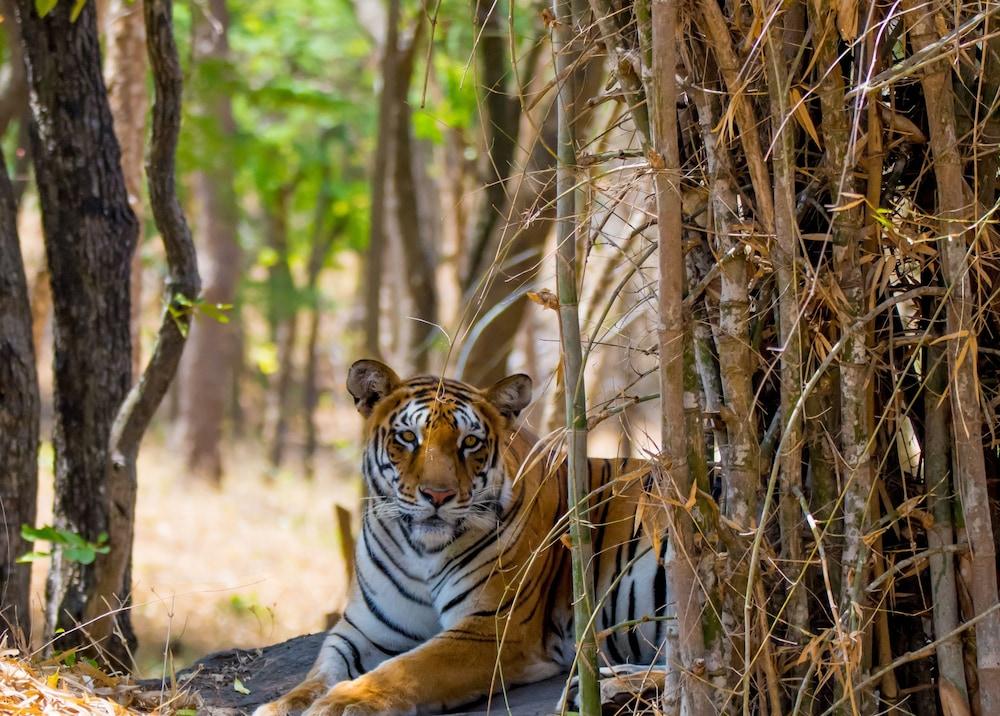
526;288;559;311
794;630;829;666
683;480;697;512
955;333;977;375
790;87;821;146
940;676;972;716
878;105;927;144
931;329;970;345
829;192;867;213
836;0;859;40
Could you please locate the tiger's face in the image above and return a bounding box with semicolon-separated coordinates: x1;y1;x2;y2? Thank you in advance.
347;360;532;552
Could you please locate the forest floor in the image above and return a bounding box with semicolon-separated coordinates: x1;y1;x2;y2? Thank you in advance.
28;432;360;678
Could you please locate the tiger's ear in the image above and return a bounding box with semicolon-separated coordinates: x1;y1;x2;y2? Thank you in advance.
485;373;532;420
347;359;401;417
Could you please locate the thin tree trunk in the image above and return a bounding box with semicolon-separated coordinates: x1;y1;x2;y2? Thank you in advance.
648;2;712;714
264;184;297;470
924;341;971;710
85;0;200;657
551;2;599;713
463;0;520;289
0;144;38;645
903;2;1000;709
174;0;241;483
363;0;399;360
764;9;808;708
459;51;602;386
0;0;27;138
390;27;436;372
104;0;148;379
14;0;139;657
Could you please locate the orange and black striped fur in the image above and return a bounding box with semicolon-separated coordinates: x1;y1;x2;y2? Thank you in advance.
254;360;668;716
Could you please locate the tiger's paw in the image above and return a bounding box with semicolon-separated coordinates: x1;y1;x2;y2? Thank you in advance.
560;665;667;715
253;675;327;716
302;677;416;716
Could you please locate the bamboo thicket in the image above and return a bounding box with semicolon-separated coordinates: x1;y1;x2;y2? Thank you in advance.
537;0;1000;713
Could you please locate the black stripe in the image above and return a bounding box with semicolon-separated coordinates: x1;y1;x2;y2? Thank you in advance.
627;583;642;659
362;529;432;605
342;614;405;657
654;538;668;644
356;570;425;642
441;570;492;613
328;642;356;679
331;633;364;676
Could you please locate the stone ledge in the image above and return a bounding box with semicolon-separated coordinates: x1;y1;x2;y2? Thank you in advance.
146;633;566;715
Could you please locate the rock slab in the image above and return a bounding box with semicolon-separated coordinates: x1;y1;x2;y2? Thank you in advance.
152;633;566;715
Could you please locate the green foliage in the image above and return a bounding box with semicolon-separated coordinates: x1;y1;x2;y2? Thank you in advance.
33;0;88;21
19;524;110;565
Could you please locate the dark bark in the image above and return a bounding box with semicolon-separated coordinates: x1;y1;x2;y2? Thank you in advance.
0;0;27;138
14;0;138;655
264;184;297;470
391;28;437;372
0;144;38;645
362;0;399;360
173;0;242;483
463;0;521;289
82;0;201;657
458;50;603;386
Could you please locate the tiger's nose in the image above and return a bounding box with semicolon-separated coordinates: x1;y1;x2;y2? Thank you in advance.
419;486;457;507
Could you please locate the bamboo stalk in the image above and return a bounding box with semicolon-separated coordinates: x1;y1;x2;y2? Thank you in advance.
902;2;1000;710
551;2;599;713
924;341;971;709
807;0;874;709
763;8;808;712
646;2;713;714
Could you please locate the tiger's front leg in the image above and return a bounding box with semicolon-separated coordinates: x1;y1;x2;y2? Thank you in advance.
252;605;425;716
302;619;558;716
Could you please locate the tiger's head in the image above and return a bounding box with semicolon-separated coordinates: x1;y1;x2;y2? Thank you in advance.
347;359;532;552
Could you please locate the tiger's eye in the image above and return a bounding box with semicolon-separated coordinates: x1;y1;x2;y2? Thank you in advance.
463;435;480;448
401;430;417;443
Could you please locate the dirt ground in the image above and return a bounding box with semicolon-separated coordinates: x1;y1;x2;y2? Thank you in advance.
29;434;360;678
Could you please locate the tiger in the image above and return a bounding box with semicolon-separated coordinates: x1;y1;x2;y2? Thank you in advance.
253;359;670;716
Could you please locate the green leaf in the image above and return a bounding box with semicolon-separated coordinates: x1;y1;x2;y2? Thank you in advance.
233;677;251;695
197;301;233;324
21;524;61;542
35;0;58;17
69;0;86;21
63;546;97;565
15;551;51;564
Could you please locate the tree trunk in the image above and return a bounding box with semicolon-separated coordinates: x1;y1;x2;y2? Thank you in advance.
390;28;437;372
648;2;712;714
924;341;971;710
264;184;297;470
903;2;1000;709
807;1;872;707
362;0;399;361
0;145;38;645
463;0;520;289
551;3;599;712
104;0;148;379
458;53;602;386
0;0;27;138
14;0;139;656
173;0;242;483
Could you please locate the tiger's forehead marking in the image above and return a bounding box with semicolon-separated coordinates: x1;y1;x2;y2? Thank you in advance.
392;381;484;433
